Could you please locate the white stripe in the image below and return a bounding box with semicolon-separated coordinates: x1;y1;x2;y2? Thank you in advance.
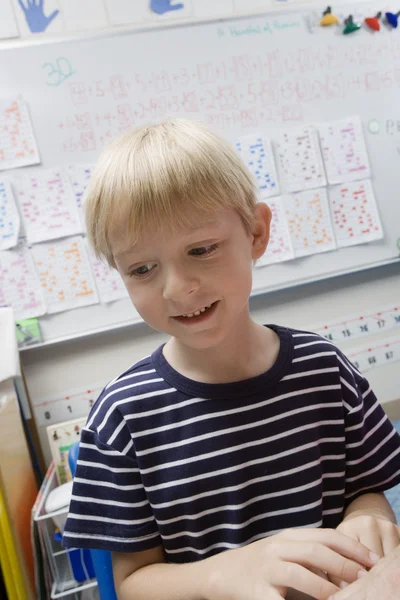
294;340;336;350
86;377;169;429
345;398;380;432
152;463;345;510
122;439;134;455
140;413;343;472
346;446;400;483
126;396;206;419
166;521;323;555
134;386;342;447
292;333;320;338
282;367;339;381
73;476;143;493
76;459;138;474
157;479;324;525
343;400;352;413
79;442;121;456
340;377;358;400
345;467;400;499
162;500;322;541
362;385;372;398
63;530;159;544
67;512;154;526
105;366;154;389
146;442;345;492
71;493;143;507
323;508;343;516
107;419;125;445
346;429;396;466
292;351;336;363
346;413;387;446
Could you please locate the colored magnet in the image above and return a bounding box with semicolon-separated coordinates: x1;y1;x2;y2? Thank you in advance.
386;11;400;28
365;12;381;31
343;15;361;34
320;6;339;26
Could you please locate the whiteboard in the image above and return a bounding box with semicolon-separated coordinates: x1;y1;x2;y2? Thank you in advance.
2;9;400;346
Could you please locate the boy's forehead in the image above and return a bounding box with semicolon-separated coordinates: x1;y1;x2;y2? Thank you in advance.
111;209;235;259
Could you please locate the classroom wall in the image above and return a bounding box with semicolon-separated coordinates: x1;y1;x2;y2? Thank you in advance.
21;262;400;465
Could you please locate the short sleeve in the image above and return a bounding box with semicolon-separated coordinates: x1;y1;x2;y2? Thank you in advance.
338;353;400;505
62;425;161;553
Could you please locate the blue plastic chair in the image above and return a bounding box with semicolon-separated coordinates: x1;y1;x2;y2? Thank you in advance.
68;441;118;600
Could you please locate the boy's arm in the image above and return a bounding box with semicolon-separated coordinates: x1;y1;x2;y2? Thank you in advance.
342;492;396;524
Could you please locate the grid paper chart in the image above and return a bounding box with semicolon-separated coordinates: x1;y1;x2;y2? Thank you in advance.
31;236;99;314
284;187;336;257
86;242;128;304
13;167;82;244
0;243;46;320
0;97;40;170
329;179;383;247
0;178;20;250
235;134;279;198
276;125;327;193
67;163;95;229
318;117;371;185
257;196;294;266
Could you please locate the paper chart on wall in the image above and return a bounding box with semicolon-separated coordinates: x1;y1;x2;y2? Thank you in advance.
0;98;40;171
329;179;383;247
86;242;128;304
67;163;95;229
13;167;82;244
284;187;336;258
0;243;46;320
0;178;20;250
318;117;371;185
235;134;279;198
31;236;99;314
256;196;294;267
276;125;327;193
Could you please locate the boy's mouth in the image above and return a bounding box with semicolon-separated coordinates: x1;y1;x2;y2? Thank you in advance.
173;301;218;323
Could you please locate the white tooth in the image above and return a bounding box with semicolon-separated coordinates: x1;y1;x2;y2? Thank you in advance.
200;308;206;313
194;311;201;316
187;313;194;318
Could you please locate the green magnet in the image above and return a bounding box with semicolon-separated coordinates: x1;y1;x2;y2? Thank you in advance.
343;15;361;34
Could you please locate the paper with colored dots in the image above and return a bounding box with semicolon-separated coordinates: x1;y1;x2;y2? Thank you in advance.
67;163;95;230
235;134;280;198
318;117;371;185
256;196;294;266
0;97;40;171
13;167;82;244
31;236;99;314
0;243;46;319
276;125;327;193
283;187;336;257
0;178;20;250
86;242;128;304
329;179;383;247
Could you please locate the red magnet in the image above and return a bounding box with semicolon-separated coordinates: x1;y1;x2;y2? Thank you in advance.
365;12;381;31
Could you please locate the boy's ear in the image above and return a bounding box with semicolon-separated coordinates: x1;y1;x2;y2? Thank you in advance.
251;202;272;260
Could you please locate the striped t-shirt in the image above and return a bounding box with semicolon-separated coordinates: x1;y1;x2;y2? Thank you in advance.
63;325;400;561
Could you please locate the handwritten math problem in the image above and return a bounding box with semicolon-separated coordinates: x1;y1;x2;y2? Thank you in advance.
13;167;82;244
31;236;99;314
0;97;40;170
0;178;20;251
235;133;279;197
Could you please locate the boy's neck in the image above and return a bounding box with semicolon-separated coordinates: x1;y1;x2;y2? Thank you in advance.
163;315;280;385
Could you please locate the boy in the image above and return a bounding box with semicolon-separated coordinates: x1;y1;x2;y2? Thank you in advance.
63;119;400;600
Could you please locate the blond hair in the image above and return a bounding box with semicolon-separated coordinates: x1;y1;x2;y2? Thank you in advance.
84;118;258;265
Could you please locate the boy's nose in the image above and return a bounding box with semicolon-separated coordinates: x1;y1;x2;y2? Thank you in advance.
162;268;200;301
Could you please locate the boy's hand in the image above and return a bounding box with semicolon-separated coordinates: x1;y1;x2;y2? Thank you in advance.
329;517;400;589
206;528;379;600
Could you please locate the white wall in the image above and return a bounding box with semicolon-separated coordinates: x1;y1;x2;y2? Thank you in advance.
21;263;400;464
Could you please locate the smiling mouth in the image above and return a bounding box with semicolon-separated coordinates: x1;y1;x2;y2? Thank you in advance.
179;302;215;318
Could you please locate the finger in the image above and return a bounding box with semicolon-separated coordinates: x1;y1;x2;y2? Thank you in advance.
282;542;368;585
358;523;384;559
279;528;379;569
17;0;27;12
275;562;339;600
47;9;60;24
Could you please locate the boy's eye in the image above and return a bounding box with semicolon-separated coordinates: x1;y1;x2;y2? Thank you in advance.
189;244;218;257
129;263;155;278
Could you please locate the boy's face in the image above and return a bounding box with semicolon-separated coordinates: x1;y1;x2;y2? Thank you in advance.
112;204;270;351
